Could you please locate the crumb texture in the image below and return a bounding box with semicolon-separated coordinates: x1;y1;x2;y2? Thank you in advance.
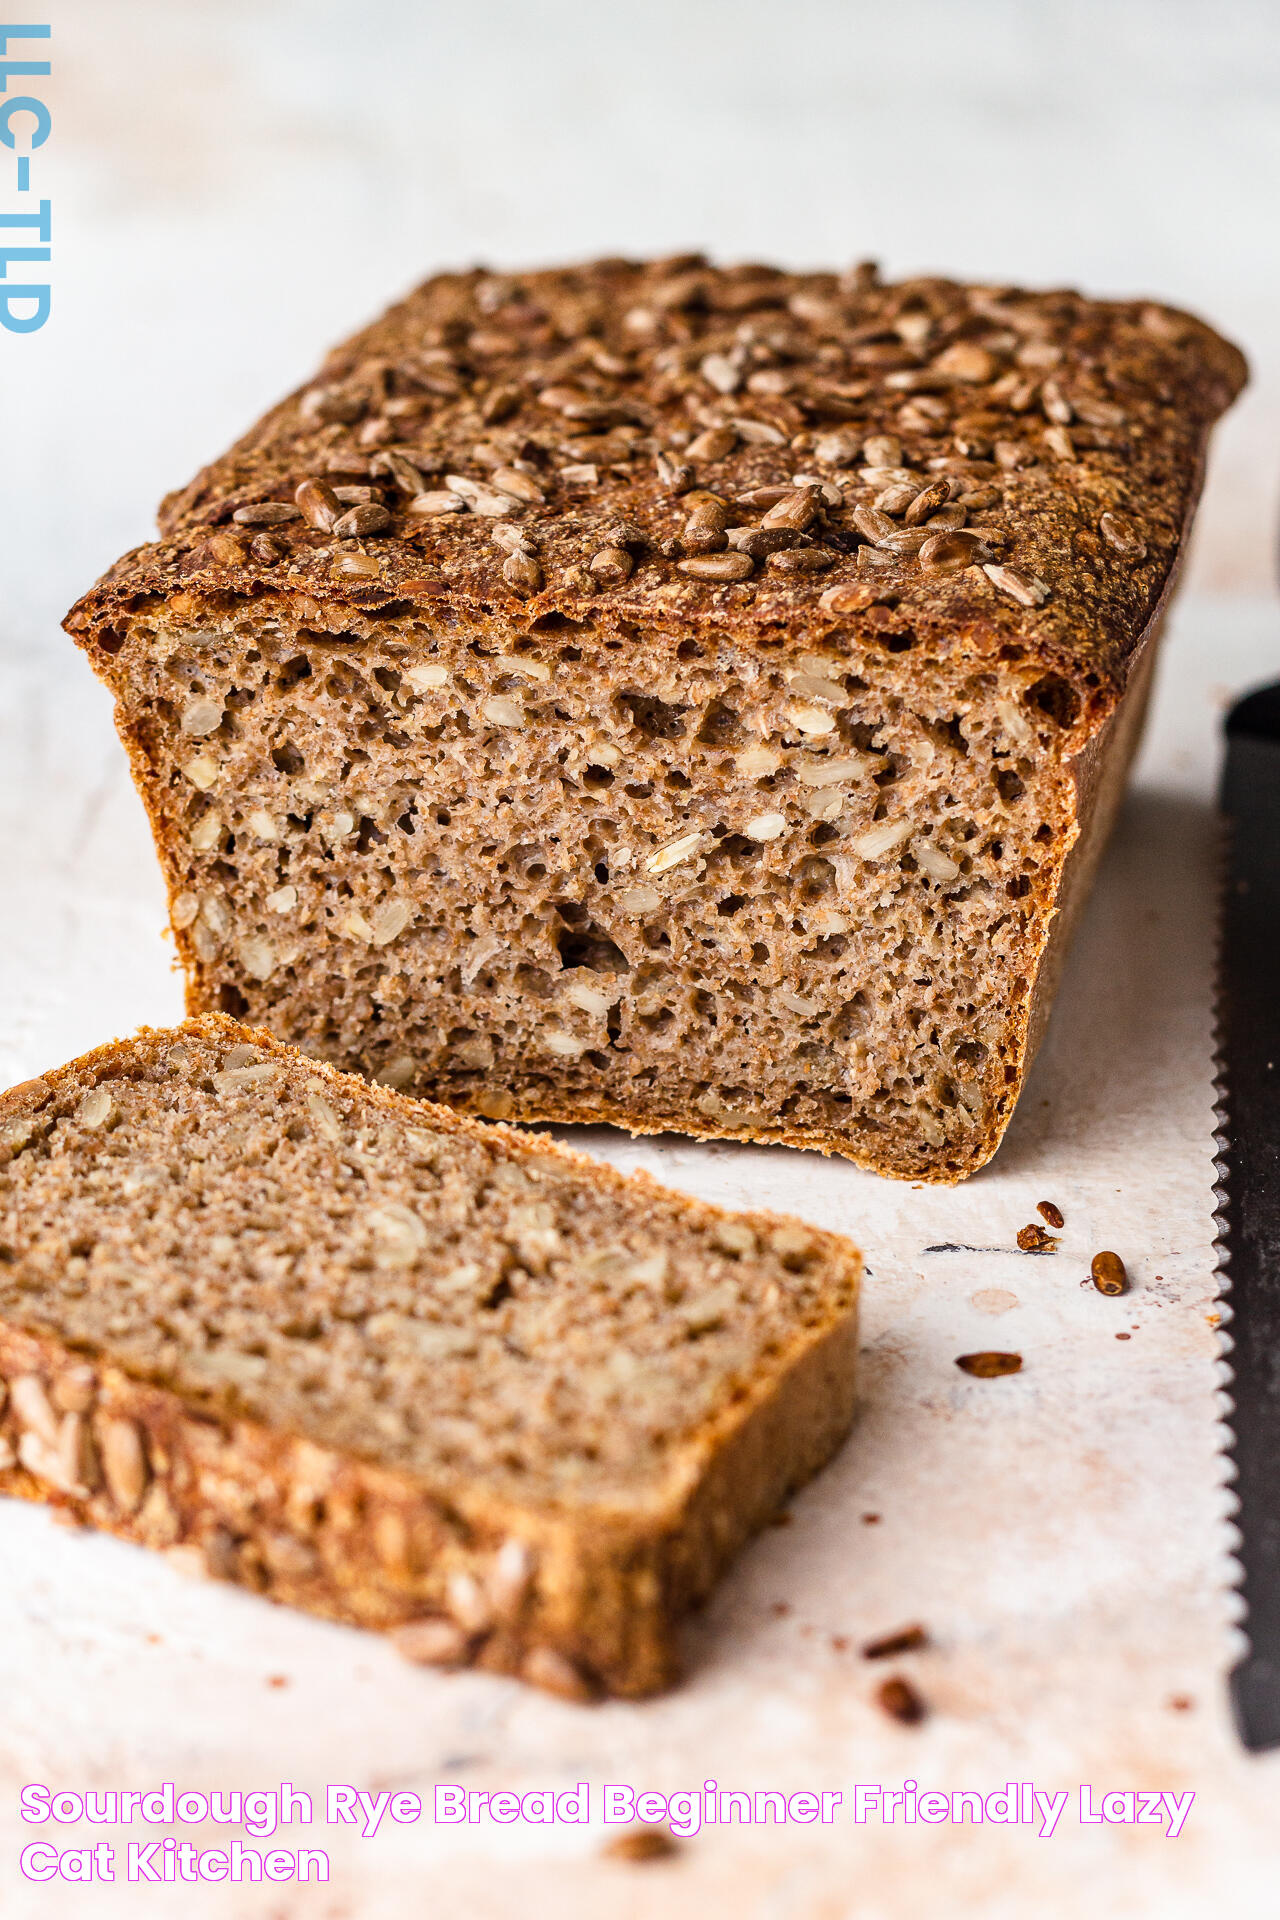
0;1019;860;1696
65;257;1245;1177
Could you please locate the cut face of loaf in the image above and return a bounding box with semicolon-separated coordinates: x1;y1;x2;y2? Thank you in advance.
65;258;1246;1178
0;1016;861;1699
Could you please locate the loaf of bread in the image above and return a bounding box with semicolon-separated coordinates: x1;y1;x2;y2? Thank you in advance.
64;258;1245;1179
0;1016;860;1698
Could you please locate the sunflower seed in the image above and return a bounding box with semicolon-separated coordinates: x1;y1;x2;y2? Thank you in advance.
502;550;543;594
686;425;738;462
333;503;392;538
1099;512;1147;562
295;478;341;532
903;479;952;526
655;451;695;493
982;563;1049;606
919;530;987;571
491;465;545;504
851;505;896;545
589;546;635;587
761;487;821;533
232;502;302;526
676;551;754;582
407;490;467;516
767;547;836;573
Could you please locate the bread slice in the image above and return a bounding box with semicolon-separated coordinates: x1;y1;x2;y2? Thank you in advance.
63;257;1246;1179
0;1015;860;1697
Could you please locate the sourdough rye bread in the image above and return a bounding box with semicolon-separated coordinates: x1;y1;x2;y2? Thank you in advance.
0;1016;860;1698
64;258;1246;1179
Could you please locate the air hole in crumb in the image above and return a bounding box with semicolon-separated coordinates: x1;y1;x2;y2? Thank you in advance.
1028;673;1080;729
556;925;630;974
219;984;249;1018
271;742;305;776
718;894;746;917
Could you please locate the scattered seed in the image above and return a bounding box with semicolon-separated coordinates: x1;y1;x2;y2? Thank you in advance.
1091;1251;1129;1296
1037;1200;1065;1228
862;1623;928;1660
955;1351;1023;1378
876;1676;927;1724
1017;1224;1057;1253
851;504;896;545
904;479;952;526
603;1826;679;1864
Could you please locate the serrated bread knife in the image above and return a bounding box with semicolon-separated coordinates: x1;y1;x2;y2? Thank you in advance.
1219;683;1280;1751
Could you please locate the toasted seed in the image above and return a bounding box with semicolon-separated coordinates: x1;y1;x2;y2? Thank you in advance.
876;1675;927;1724
786;703;837;737
880;529;933;557
333;503;392;538
727;527;799;558
851;505;896;545
655;451;695;493
767;547;835;573
761;487;821;533
682;503;730;554
813;427;862;467
1017;1223;1057;1253
589;545;635;588
903;479;952;526
735;485;792;508
407;490;467;516
863;1623;928;1659
686;425;738;462
502;550;543;594
295;478;341;531
491;522;535;555
393;1618;474;1667
371;449;429;494
1091;1250;1129;1296
251;534;285;564
52;1365;97;1415
1037;1200;1065;1228
522;1645;596;1701
874;483;920;516
232;502;301;526
955;1351;1023;1377
982;563;1049;607
677;552;754;582
95;1415;147;1511
11;1375;60;1446
1099;512;1147;563
853;818;912;860
490;465;545;505
1041;378;1074;424
1044;424;1076;462
603;1826;679;1863
919;530;987;571
863;434;902;467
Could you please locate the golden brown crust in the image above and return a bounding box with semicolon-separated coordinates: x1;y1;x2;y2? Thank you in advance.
0;1016;861;1696
65;256;1245;725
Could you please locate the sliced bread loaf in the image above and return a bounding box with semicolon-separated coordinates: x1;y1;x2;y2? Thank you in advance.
64;257;1246;1177
0;1015;860;1697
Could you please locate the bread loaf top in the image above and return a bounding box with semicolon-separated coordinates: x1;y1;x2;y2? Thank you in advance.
66;257;1244;733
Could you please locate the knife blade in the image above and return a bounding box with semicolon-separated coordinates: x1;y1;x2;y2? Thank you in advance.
1219;681;1280;1751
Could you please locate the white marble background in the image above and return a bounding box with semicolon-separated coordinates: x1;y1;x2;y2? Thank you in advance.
3;3;1280;1914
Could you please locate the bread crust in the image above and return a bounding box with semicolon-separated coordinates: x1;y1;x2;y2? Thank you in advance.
0;1017;861;1697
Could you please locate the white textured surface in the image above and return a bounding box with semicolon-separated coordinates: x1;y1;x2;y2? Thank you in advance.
3;3;1280;1912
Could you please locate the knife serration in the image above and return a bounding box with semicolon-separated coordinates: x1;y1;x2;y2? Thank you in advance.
1218;682;1280;1751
